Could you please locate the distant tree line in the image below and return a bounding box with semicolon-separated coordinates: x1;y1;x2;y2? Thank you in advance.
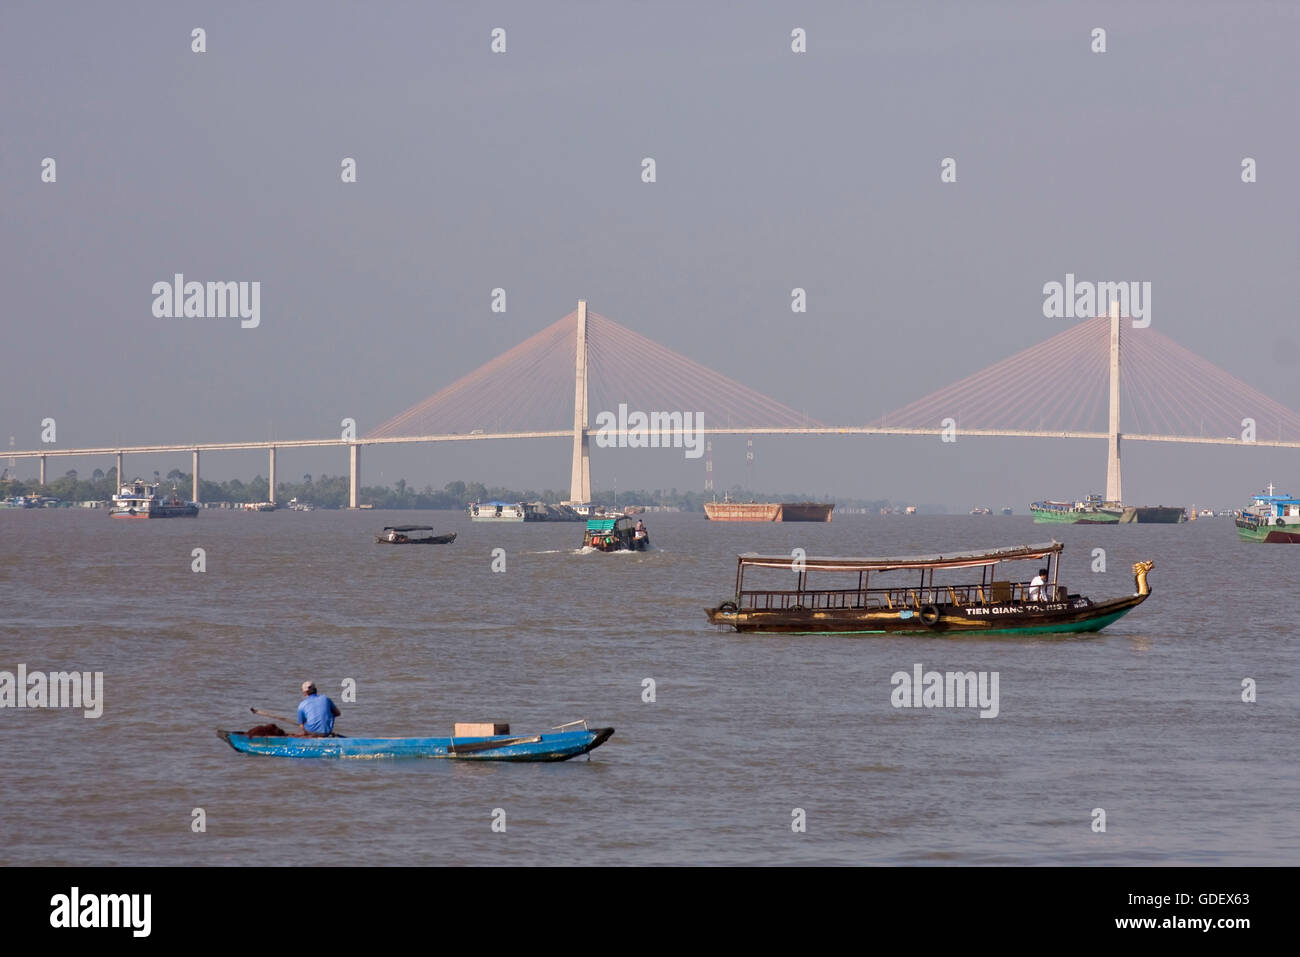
3;470;934;511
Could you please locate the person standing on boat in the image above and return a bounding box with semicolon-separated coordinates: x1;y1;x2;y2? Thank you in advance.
1028;568;1048;602
634;519;647;540
297;681;341;736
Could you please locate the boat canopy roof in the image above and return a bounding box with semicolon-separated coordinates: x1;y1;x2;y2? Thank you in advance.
587;518;618;531
384;525;434;531
737;541;1063;573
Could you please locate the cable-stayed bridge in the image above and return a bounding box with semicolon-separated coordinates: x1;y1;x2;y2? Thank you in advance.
8;301;1300;506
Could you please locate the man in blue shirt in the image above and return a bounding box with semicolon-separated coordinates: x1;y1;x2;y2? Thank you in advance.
297;680;341;736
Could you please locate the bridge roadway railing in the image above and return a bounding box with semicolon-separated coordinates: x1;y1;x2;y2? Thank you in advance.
738;581;1055;612
9;426;1300;461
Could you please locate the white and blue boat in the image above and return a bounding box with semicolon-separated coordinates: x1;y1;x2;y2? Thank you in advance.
1236;483;1300;543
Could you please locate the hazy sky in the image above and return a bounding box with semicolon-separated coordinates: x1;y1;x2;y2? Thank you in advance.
3;1;1297;507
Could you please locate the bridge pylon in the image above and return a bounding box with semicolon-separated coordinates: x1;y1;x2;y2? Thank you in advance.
1106;301;1122;503
567;299;591;503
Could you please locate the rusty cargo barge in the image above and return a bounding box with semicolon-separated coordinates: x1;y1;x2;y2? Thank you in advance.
702;500;834;522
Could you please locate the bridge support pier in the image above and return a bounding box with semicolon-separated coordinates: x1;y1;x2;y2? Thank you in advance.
115;452;123;486
349;444;360;508
268;447;277;505
1105;301;1122;503
39;455;46;486
192;450;200;504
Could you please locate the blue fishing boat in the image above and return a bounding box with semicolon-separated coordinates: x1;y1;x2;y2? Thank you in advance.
217;721;614;761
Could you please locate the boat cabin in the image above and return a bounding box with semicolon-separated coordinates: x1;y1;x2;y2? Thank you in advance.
1242;485;1300;522
383;525;431;543
729;541;1067;612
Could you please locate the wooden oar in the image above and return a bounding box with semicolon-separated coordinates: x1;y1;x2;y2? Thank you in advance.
250;706;299;725
247;707;346;738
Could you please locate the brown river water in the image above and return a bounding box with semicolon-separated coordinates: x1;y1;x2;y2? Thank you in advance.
1;509;1296;865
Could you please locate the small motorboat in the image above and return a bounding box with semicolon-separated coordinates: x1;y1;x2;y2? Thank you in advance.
585;516;649;551
376;526;457;544
217;720;613;761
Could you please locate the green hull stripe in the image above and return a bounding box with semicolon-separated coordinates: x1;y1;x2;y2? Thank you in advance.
1031;510;1119;525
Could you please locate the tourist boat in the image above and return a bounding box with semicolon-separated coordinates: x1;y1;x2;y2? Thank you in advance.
1001;507;1014;516
0;495;39;508
705;541;1153;636
1235;484;1300;543
109;480;199;518
376;525;457;544
217;721;614;761
584;516;649;551
702;495;834;522
969;506;992;516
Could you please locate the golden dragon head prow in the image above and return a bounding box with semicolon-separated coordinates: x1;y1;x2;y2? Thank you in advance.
1132;560;1154;597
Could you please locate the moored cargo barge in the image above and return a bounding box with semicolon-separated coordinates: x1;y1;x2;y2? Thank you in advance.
702;500;834;522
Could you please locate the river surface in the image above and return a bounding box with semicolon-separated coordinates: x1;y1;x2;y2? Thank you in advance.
1;509;1296;865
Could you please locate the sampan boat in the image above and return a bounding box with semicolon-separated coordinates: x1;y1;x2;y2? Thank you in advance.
376;526;457;544
705;541;1152;636
584;516;649;551
217;721;613;761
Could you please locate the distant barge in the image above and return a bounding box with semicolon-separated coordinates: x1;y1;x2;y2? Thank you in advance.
110;480;199;519
703;500;834;522
1031;494;1185;524
467;501;588;522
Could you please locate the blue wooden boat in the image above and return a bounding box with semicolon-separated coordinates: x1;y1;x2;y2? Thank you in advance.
217;722;613;761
